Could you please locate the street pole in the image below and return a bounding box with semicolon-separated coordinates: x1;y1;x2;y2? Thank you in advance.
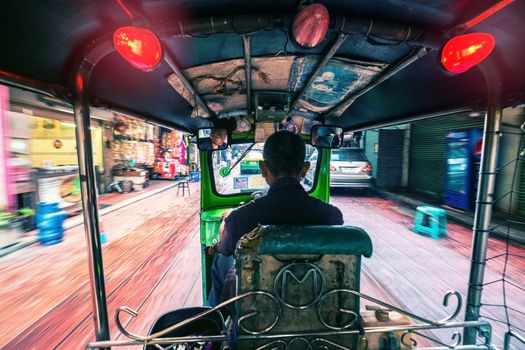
464;59;502;344
73;63;110;344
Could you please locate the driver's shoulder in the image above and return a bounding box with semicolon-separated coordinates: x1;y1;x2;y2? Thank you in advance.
229;193;274;218
228;199;258;217
307;195;343;215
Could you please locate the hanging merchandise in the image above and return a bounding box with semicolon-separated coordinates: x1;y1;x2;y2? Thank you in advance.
114;120;128;133
111;115;155;166
153;128;189;180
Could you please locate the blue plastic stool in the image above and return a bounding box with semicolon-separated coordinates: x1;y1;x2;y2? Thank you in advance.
414;206;447;239
99;222;108;244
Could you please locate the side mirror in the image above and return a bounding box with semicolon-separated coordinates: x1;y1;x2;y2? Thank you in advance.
310;125;343;149
197;128;229;151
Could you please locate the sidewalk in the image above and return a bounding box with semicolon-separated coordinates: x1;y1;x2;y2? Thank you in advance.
0;179;186;258
374;187;525;243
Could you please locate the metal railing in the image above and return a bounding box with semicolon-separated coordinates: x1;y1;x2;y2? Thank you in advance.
86;289;494;349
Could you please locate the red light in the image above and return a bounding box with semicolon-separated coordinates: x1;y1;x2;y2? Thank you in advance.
113;26;162;71
441;33;495;74
330;164;337;172
363;164;372;173
75;73;83;91
292;3;329;48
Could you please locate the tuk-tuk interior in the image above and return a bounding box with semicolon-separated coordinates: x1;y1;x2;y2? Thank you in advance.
1;0;525;349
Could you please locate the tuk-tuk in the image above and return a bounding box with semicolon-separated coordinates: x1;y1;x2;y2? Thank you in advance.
1;0;524;349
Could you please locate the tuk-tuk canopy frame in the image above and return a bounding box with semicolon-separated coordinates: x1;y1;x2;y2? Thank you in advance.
1;0;524;348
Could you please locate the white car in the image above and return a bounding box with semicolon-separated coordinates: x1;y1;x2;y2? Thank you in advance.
309;148;374;188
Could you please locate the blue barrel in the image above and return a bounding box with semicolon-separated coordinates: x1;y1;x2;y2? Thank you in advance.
189;171;200;182
36;202;67;245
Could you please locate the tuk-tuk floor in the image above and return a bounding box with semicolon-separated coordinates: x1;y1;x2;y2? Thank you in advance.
1;189;524;349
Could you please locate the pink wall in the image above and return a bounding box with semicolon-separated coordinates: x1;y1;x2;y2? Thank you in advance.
0;86;14;210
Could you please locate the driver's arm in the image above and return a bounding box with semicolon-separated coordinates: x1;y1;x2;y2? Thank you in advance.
216;210;235;256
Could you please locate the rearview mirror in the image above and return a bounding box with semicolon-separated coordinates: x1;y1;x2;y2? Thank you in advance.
310;125;343;149
197;128;229;151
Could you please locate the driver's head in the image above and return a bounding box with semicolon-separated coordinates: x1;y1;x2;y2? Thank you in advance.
261;131;309;180
210;129;227;146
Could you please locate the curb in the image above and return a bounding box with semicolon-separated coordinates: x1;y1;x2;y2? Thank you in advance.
375;188;473;226
62;181;180;230
0;236;39;259
0;181;181;259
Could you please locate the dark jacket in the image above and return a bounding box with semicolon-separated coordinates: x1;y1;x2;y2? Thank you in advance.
218;177;343;256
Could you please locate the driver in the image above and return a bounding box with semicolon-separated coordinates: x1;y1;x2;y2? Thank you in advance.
208;130;343;311
201;129;228;150
311;127;334;148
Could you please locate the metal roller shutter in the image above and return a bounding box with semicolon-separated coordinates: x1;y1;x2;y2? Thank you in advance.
377;129;404;188
409;113;484;199
518;159;525;217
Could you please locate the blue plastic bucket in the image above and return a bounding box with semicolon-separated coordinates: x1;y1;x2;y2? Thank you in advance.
36;202;67;245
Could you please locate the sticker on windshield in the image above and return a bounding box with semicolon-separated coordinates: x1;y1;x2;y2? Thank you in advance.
233;176;249;189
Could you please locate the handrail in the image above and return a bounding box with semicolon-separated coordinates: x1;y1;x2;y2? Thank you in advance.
115;291;279;341
323;289;462;326
87;289;493;349
87;320;492;349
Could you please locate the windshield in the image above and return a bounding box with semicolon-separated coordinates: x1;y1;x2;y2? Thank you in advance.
212;143;319;195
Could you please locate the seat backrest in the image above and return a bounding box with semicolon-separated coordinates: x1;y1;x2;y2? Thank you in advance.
235;225;373;349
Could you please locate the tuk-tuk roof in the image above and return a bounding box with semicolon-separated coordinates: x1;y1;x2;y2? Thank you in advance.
1;0;524;132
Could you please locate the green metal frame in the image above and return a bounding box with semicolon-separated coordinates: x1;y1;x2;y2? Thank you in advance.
200;147;331;211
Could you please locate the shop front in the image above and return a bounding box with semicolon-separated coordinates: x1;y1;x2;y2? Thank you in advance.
408;108;525;219
0;85;194;249
107;115;191;191
0;86;105;247
152;127;189;180
28;115;104;215
109;115;156;191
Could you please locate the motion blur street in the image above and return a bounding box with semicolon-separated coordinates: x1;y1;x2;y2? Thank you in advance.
0;180;202;349
1;185;524;349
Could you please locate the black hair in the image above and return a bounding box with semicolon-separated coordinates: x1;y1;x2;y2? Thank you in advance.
263;131;305;177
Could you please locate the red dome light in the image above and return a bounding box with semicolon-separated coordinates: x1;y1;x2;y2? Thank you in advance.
292;3;329;48
441;33;495;74
113;26;163;71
